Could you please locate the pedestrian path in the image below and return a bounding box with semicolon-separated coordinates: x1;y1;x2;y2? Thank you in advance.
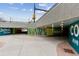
0;34;65;56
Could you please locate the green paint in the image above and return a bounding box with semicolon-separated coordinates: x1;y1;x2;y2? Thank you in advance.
68;21;79;54
12;28;16;34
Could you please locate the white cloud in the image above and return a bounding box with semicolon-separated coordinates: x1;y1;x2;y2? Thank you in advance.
38;3;48;7
20;3;24;5
21;8;26;11
47;7;51;10
8;3;14;5
36;10;45;14
10;7;19;10
20;3;24;6
30;9;33;11
0;12;4;15
24;17;31;22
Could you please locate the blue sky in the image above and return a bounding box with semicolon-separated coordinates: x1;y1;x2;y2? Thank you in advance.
0;3;55;22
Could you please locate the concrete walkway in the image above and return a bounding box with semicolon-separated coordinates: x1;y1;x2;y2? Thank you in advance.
0;34;65;56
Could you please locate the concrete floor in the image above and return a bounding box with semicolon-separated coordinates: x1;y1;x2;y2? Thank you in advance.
0;34;65;56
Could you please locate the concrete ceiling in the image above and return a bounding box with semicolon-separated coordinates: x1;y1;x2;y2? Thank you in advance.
53;17;79;27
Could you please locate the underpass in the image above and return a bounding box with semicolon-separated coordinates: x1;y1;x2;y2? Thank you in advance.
0;3;79;56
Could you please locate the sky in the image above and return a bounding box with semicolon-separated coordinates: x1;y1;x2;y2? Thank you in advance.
0;3;55;22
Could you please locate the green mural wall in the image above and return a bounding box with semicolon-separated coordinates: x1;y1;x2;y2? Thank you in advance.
0;28;11;35
27;26;62;36
68;21;79;53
